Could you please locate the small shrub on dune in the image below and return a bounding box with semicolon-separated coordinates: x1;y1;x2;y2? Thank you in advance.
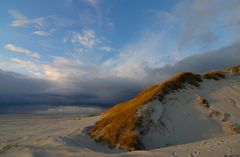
220;113;230;122
222;122;239;134
207;110;220;118
203;71;225;80
196;96;209;108
226;65;240;75
0;144;16;154
90;72;202;150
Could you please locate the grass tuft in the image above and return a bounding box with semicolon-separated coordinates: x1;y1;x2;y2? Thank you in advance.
203;71;225;80
222;122;239;134
196;96;209;108
226;65;240;75
0;144;16;154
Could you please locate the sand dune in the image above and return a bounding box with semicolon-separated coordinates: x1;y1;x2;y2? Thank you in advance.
91;68;240;151
140;73;240;149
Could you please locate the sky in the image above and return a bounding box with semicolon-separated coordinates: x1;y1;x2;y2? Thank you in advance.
0;0;240;114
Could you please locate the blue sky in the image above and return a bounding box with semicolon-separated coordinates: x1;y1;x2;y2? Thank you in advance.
1;0;239;80
0;0;240;112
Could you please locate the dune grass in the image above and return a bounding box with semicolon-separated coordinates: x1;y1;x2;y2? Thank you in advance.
196;96;209;108
0;144;16;154
90;72;202;150
226;65;240;75
222;122;239;134
203;70;225;80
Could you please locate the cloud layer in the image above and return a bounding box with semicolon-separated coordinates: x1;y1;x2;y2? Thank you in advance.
1;42;239;113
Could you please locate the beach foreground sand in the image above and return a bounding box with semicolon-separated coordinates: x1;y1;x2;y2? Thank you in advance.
0;114;239;157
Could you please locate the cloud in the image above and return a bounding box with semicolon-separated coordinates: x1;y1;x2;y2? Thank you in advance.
104;0;240;80
144;42;240;83
10;58;62;80
32;30;49;36
32;17;46;29
0;67;143;114
8;10;65;36
43;64;62;80
9;9;47;28
173;0;240;49
86;0;98;6
11;58;37;68
4;44;40;59
64;29;97;48
107;30;178;79
9;9;29;27
83;0;99;8
65;0;99;8
1;42;239;113
9;9;44;28
99;46;114;52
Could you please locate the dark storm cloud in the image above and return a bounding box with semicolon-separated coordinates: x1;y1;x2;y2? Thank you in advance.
0;69;144;113
146;42;240;83
0;42;239;113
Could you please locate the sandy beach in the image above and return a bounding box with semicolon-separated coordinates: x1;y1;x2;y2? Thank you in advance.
0;114;239;157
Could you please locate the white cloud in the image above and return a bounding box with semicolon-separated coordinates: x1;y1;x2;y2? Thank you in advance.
173;0;240;50
106;30;180;80
32;17;46;29
6;0;240;83
83;0;99;8
9;10;48;28
33;30;49;36
43;64;62;80
10;58;63;80
11;58;38;68
10;58;45;77
9;10;29;27
5;44;40;59
99;46;114;52
103;0;240;80
65;29;97;48
8;10;59;37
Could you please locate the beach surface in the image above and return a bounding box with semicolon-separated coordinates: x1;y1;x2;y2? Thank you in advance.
0;114;239;157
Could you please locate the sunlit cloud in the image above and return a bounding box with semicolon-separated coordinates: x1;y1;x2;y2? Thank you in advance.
9;9;29;27
10;58;63;80
43;64;62;80
33;30;49;36
8;10;61;37
9;9;48;28
5;44;40;59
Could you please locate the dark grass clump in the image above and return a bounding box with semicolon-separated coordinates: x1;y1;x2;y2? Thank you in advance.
0;144;16;154
226;65;240;75
196;96;209;108
203;71;225;80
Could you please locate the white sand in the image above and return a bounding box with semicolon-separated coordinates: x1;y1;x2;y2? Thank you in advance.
0;74;240;157
139;73;240;150
0;115;240;157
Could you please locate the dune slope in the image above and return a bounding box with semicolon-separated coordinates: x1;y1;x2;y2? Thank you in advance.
90;65;240;150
